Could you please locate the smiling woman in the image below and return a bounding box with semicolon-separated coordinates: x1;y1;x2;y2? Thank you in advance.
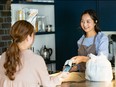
67;9;112;82
71;9;108;71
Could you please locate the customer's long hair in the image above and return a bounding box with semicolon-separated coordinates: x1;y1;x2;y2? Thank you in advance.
4;20;34;80
80;9;101;35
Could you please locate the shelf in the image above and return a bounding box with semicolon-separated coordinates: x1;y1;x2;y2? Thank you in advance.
11;1;54;5
11;1;56;72
35;31;55;35
45;60;56;64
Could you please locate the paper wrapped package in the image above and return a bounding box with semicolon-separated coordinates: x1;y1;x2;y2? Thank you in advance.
85;53;113;81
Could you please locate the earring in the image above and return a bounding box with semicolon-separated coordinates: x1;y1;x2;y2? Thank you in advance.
95;20;97;23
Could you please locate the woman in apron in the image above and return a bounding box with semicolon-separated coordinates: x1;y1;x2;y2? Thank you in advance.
70;9;109;73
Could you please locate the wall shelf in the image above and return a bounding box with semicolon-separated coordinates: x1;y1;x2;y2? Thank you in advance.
45;60;56;64
11;1;54;5
35;31;55;35
11;0;56;72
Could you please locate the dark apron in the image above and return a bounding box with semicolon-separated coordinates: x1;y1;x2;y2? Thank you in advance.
77;35;97;72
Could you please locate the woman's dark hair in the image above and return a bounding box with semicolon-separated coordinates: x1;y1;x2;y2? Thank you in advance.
4;20;34;80
80;9;101;35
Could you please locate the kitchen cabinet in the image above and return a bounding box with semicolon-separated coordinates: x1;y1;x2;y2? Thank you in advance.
11;0;56;72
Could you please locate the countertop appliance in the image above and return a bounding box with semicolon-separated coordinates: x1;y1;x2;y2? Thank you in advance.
39;45;52;61
109;34;116;67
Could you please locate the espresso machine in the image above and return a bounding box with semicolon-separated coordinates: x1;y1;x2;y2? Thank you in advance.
108;34;116;67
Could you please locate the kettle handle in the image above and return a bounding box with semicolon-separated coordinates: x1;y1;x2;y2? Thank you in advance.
49;48;52;56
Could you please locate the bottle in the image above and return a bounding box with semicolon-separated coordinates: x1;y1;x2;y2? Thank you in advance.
45;24;52;32
17;10;23;20
35;17;38;32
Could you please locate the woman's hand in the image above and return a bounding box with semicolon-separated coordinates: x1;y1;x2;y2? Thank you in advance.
58;72;69;82
71;56;89;64
71;56;82;64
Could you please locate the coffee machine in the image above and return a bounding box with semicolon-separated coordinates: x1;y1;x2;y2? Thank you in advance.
108;34;116;67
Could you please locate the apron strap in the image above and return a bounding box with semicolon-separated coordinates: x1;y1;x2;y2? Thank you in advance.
93;34;97;44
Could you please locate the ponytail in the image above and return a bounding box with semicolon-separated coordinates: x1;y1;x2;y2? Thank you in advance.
4;41;21;80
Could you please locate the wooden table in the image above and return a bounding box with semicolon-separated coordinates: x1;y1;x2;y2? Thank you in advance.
51;72;115;87
57;80;115;87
